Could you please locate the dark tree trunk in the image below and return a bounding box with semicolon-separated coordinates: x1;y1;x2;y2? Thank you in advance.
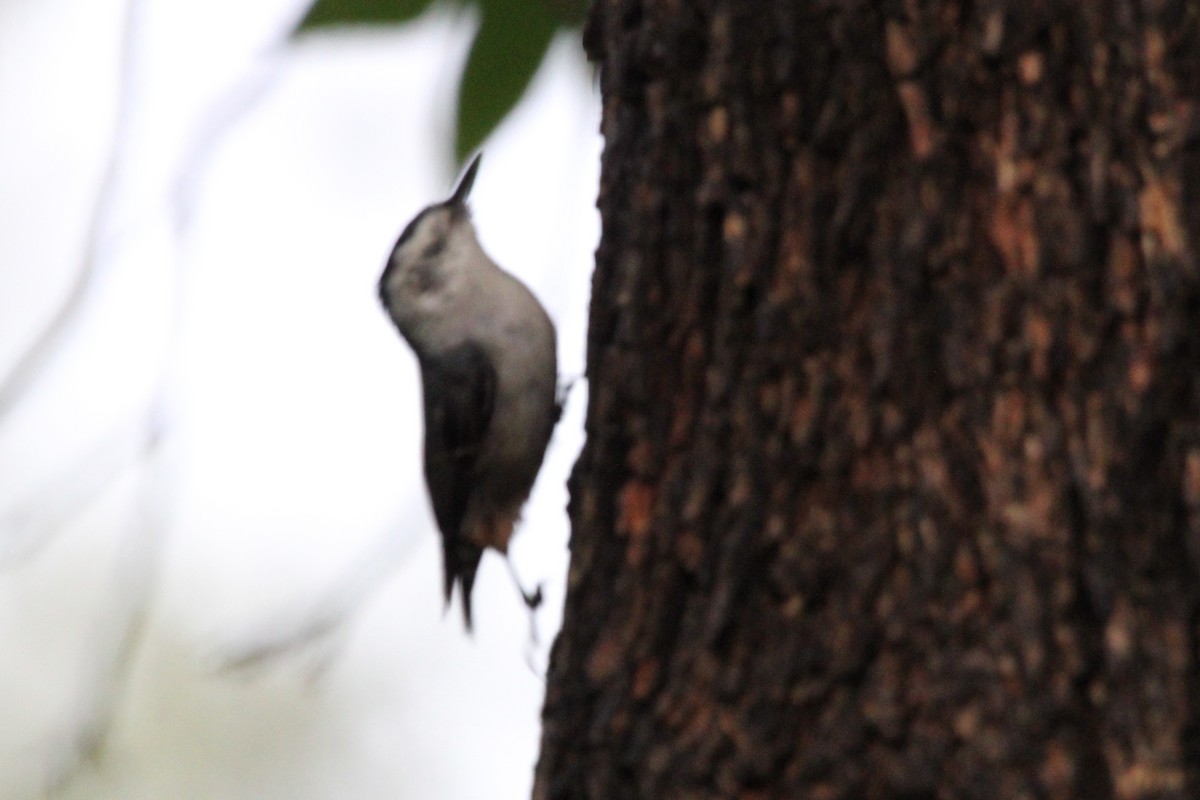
535;1;1200;798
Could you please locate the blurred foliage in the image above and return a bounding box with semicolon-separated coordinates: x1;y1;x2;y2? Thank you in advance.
294;0;588;163
298;0;434;28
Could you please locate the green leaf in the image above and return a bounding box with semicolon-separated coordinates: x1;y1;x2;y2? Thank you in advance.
295;0;437;33
455;0;559;163
549;0;589;28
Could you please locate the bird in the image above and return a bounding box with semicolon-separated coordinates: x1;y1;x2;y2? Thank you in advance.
377;154;559;629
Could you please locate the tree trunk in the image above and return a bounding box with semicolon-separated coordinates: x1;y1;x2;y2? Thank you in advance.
535;1;1200;798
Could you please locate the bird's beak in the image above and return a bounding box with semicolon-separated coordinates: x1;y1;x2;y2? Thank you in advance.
449;153;482;206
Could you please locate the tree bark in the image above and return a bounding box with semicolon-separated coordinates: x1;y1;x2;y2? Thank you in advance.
535;1;1200;798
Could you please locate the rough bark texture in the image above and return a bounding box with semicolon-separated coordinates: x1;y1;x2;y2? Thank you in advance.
535;2;1200;798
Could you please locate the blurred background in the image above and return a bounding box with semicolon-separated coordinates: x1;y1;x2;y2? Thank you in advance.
0;0;598;797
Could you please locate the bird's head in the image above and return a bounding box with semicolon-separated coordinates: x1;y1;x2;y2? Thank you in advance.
379;153;484;316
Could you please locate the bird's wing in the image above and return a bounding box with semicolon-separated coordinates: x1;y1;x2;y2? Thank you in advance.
418;341;496;628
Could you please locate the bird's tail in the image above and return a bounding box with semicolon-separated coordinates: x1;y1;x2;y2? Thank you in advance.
442;536;483;630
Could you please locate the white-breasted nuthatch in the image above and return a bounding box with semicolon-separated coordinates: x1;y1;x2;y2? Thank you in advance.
378;154;559;630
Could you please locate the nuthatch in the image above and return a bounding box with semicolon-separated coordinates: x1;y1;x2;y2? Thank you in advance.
378;154;558;629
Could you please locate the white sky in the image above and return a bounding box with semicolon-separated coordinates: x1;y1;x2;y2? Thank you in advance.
0;0;600;797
